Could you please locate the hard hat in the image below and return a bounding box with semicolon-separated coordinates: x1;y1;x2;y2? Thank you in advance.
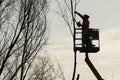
84;14;90;18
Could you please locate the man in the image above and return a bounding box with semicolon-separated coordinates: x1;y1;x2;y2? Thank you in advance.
74;11;92;48
74;11;90;29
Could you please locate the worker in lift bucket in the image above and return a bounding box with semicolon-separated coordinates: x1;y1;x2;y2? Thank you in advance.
74;11;93;48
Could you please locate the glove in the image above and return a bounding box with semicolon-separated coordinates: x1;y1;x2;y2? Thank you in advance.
76;21;81;27
74;11;77;14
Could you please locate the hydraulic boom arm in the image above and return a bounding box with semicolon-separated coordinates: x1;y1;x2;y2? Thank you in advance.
85;53;104;80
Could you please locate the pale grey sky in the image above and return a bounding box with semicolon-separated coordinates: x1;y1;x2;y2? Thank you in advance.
47;0;120;80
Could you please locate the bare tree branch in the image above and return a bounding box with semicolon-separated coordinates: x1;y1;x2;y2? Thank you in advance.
56;0;81;80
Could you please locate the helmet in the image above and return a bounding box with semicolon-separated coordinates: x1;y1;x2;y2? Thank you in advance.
84;14;89;19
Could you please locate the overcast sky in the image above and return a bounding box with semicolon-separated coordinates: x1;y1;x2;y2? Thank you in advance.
47;0;120;80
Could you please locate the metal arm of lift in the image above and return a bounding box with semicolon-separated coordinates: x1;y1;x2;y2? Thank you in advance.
85;53;104;80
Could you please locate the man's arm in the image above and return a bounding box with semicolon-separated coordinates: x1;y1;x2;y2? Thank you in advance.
74;11;84;19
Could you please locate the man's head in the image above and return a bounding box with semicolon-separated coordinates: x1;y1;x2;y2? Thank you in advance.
84;14;90;19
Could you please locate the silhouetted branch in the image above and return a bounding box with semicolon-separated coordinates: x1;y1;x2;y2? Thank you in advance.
0;0;49;80
56;0;81;80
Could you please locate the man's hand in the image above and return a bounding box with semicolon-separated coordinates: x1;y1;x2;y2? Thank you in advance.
74;11;84;19
74;11;78;14
76;21;81;27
